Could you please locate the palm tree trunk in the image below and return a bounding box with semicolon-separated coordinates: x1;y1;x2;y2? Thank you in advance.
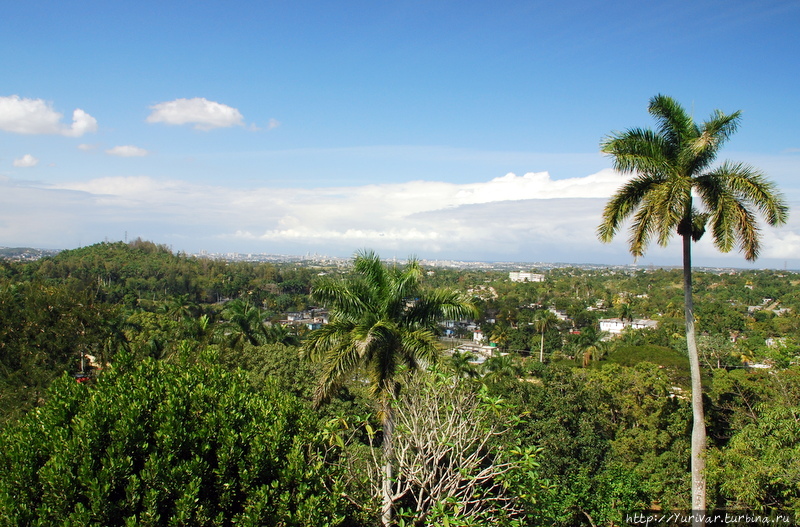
381;400;395;527
682;232;707;518
539;327;545;363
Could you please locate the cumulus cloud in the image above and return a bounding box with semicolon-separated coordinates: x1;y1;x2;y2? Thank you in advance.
453;170;622;203
105;145;148;157
13;154;39;167
146;98;245;130
0;95;97;137
78;143;97;151
64;109;98;137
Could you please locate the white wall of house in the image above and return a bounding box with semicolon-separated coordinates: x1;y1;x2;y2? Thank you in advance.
509;272;545;283
599;318;658;335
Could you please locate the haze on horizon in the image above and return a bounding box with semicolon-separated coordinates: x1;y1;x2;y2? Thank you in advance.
1;1;799;270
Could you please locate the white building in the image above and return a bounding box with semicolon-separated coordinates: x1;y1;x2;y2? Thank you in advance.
599;318;658;335
509;271;545;283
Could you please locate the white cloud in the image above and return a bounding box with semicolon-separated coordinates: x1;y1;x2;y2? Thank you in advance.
146;98;245;130
63;109;98;137
0;95;97;137
106;145;148;157
64;175;168;196
13;154;39;167
453;170;622;203
78;143;98;151
5;169;797;268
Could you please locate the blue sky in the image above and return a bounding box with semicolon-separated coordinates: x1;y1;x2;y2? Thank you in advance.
1;0;799;267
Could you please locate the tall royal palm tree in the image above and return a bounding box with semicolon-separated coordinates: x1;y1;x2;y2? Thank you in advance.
533;309;559;363
597;94;788;513
302;250;476;526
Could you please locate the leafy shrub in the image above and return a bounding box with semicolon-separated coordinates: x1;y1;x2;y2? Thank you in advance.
0;355;347;526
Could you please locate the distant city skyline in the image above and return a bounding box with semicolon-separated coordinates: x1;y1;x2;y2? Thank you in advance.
1;1;799;269
7;243;794;274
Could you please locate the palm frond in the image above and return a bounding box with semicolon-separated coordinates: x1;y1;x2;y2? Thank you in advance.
685;110;741;174
701;109;741;147
648;94;696;148
393;257;423;298
712;162;789;226
313;341;365;405
398;328;442;368
601;129;671;175
405;289;477;326
732;204;761;261
627;196;660;257
696;162;788;260
311;276;371;317
353;249;389;293
644;178;677;239
597;174;662;243
302;320;355;361
708;196;761;260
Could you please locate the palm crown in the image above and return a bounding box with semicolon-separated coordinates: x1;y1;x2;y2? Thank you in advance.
303;250;476;405
597;94;787;260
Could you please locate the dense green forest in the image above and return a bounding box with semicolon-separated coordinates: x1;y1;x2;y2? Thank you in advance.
0;240;798;526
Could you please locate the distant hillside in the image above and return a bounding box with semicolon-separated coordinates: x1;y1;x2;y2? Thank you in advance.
22;240;211;303
17;239;308;306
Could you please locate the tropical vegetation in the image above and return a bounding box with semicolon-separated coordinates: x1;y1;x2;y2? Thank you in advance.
0;96;795;526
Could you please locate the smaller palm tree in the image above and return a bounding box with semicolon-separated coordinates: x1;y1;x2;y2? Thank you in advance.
482;351;522;382
220;299;268;349
96;311;138;367
489;325;510;351
570;326;608;367
184;313;217;345
617;302;634;322
302;250;476;526
448;350;479;379
161;294;198;321
264;323;300;346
